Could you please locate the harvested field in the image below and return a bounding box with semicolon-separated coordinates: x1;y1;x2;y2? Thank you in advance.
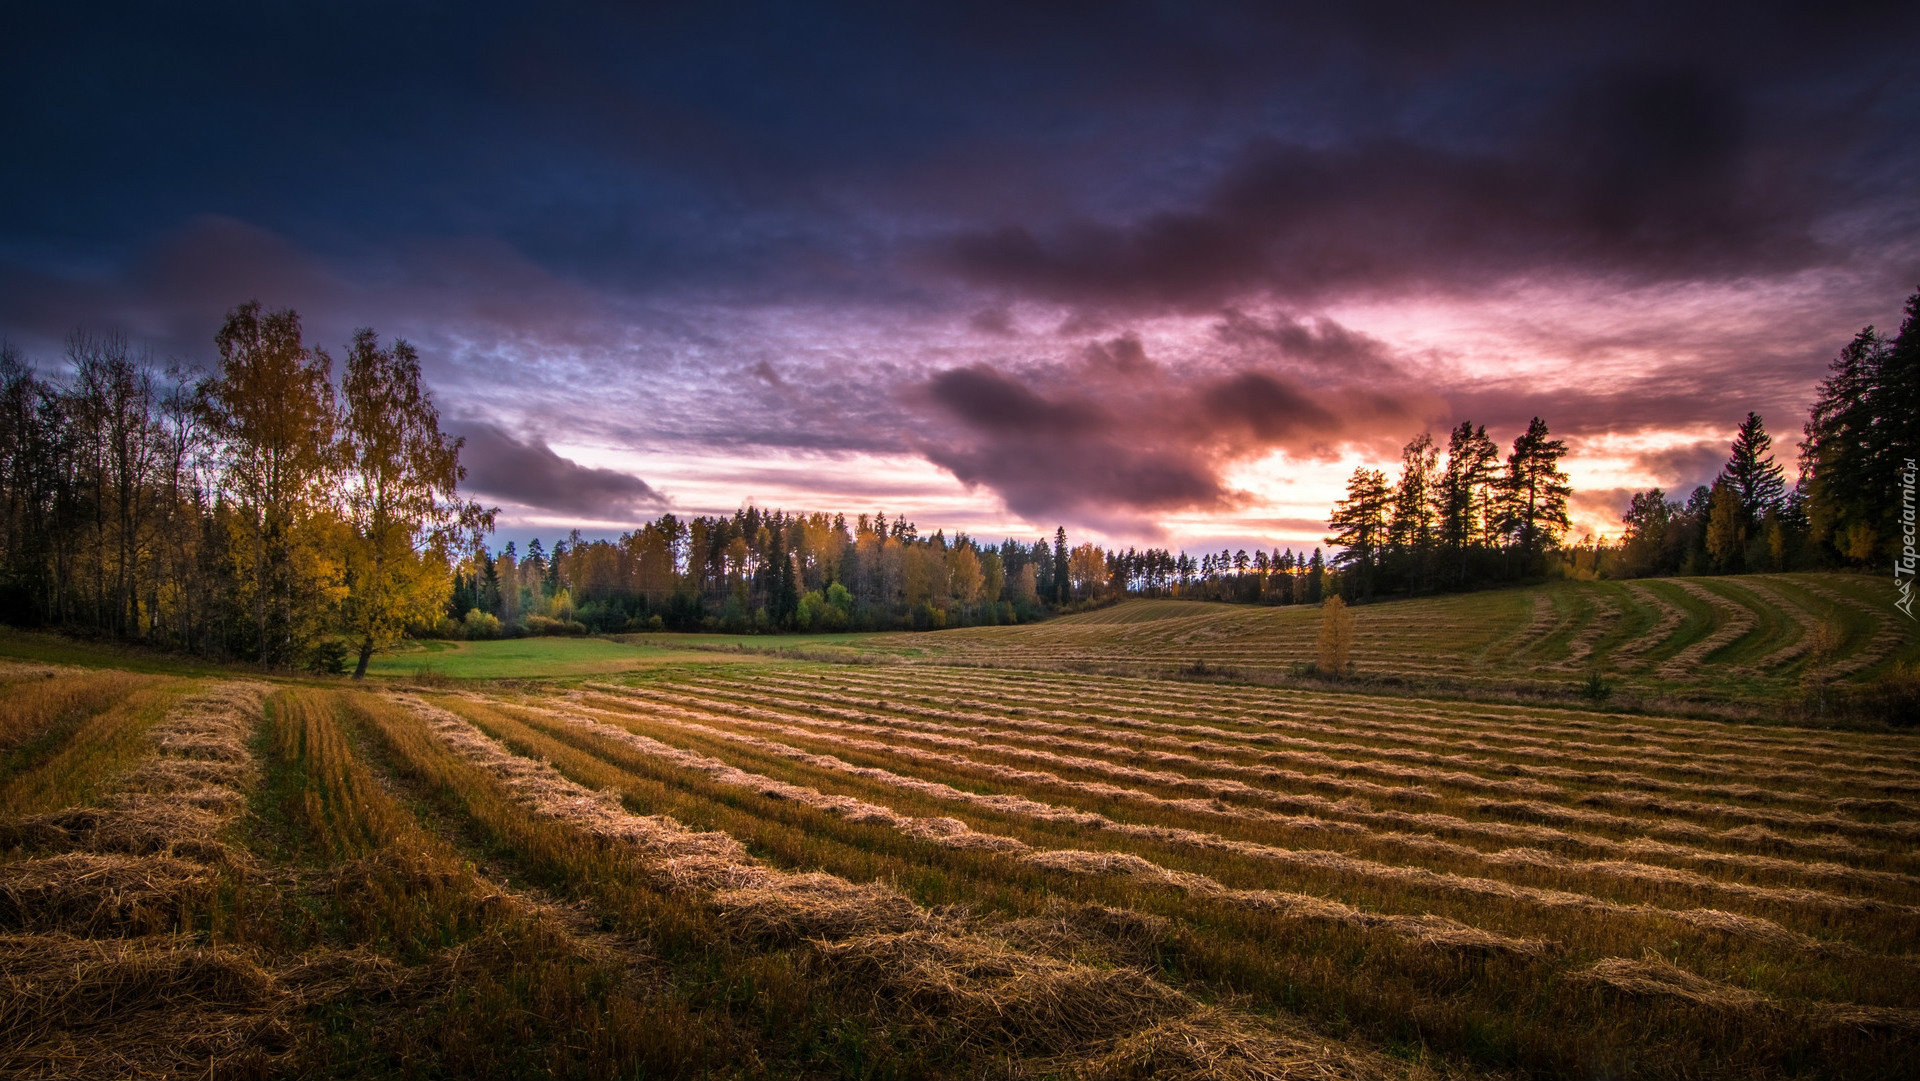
831;573;1915;708
2;585;1914;1079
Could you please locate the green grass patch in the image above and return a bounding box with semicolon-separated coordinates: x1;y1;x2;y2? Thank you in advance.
365;636;761;679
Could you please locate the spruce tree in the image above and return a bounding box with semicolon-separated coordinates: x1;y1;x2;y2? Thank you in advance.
1720;412;1786;526
1498;417;1572;576
1052;526;1070;605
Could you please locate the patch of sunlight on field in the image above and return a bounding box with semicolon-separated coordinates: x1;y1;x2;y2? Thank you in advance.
365;636;760;679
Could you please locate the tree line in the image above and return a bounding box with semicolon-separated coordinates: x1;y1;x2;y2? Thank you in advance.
1313;288;1918;596
7;290;1908;660
0;302;488;675
446;515;1353;638
1612;290;1918;578
1320;416;1572;600
443;514;1081;636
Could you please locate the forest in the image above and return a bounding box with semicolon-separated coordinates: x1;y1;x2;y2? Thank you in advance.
0;303;486;674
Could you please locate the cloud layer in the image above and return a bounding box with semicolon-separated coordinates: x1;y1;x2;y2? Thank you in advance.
1;3;1915;546
452;423;665;519
908;331;1438;533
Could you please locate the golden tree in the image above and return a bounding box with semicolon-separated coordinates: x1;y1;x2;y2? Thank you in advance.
338;330;492;678
1317;595;1353;677
201;302;342;666
948;544;984;608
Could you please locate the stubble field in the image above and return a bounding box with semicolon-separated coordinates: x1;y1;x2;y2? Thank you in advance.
2;577;1916;1080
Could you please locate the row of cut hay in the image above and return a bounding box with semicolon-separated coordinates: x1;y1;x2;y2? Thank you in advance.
913;662;1912;772
615;683;1448;823
623;693;1920;922
0;931;289;1079
724;673;1920;854
819;663;1920;785
595;691;1920;966
1505;590;1582;666
666;678;1609;812
660;679;1443;806
515;696;1553;959
1548;589;1628;672
842;672;1920;850
2;682;269;938
0;681;305;1080
1656;581;1763;679
733;664;1920;817
809;929;1406;1076
393;692;1412;1076
668;677;1916;888
265;690;773;1077
1724;578;1824;674
614;685;1919;913
0;852;216;937
567;692;1884;955
0;668;150;757
669;679;1528;802
1573;955;1920;1034
1030;678;1920;793
729;676;1595;798
1793;578;1907;678
556;691;1920;1036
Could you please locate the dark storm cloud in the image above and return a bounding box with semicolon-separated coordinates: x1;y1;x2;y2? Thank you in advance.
911;343;1432;531
1636;441;1737;496
924;366;1107;434
452;422;665;518
1213;312;1401;376
940;108;1824;310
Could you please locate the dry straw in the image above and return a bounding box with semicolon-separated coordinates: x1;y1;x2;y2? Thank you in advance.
1655;581;1761;679
584;691;1904;917
547;698;1561;956
403;693;1431;1074
696;676;1913;876
0;853;215;936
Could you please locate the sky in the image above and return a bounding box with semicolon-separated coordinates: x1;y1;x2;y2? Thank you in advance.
4;2;1917;555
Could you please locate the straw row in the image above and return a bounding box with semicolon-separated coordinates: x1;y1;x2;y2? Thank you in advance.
565;691;1900;946
511;697;1554;957
728;672;1918;829
393;692;1415;1075
1657;582;1761;679
631;683;1920;872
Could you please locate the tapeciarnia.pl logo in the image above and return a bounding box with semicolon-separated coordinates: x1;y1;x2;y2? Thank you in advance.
1899;457;1917;621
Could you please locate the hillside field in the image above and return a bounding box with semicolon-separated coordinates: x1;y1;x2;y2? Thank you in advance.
1;571;1916;1079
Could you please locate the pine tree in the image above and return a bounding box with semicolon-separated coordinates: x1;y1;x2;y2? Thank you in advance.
1720;412;1785;526
1498;417;1572;575
1436;421;1500;586
1801;290;1920;564
1052;526;1070;605
1387;432;1439;592
1327;468;1392;600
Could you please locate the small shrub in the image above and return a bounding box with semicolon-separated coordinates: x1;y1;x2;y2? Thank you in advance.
305;639;349;676
1580;670;1613;702
1316;596;1353;677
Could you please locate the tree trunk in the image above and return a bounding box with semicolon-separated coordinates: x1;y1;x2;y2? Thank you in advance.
353;638;374;680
